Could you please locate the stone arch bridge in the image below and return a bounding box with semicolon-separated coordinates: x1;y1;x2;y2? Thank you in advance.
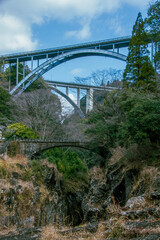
7;139;93;158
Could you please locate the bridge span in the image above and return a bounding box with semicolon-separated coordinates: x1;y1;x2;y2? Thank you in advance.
46;80;119;117
1;35;130;98
7;139;92;158
0;35;130;118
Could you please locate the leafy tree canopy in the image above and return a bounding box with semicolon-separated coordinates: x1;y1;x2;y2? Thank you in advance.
118;91;160;146
42;148;88;182
5;63;46;91
5;122;39;139
85;89;160;164
145;0;160;70
145;1;160;37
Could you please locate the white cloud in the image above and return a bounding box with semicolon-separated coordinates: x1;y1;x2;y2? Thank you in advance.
123;0;148;8
70;68;85;76
0;14;37;54
109;15;126;35
69;93;76;102
59;93;76;116
0;0;120;22
0;0;151;54
66;24;91;40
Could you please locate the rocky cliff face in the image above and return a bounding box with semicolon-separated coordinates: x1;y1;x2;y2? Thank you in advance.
0;155;159;240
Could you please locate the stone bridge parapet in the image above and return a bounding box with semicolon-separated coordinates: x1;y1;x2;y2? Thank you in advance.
7;139;91;157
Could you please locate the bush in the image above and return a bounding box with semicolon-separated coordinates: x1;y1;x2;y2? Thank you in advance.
5;122;39;139
118;92;160;146
85;89;160;166
42;148;88;182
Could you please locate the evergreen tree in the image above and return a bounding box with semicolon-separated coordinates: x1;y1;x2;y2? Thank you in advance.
123;12;155;91
0;58;9;83
145;0;160;70
0;86;12;125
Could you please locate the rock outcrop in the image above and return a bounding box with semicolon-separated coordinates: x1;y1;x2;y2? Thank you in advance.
0;157;159;239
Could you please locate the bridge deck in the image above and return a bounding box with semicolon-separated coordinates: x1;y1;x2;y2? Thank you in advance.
1;36;131;63
45;80;119;91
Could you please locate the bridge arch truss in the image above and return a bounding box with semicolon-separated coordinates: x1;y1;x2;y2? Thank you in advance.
10;49;126;97
7;49;126;118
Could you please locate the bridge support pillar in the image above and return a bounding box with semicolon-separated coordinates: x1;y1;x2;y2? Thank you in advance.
31;56;33;71
9;63;11;92
77;88;80;108
37;59;39;67
23;62;25;78
86;88;93;113
16;58;19;85
113;44;115;52
66;86;69;96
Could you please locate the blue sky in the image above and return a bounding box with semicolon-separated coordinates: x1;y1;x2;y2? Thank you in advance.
0;0;155;84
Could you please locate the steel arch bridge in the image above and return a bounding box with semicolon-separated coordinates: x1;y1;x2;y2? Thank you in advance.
9;49;126;97
1;36;131;117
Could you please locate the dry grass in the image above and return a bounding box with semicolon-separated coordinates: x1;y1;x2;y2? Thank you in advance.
94;222;106;239
0;226;17;236
106;202;122;218
17;180;35;190
105;217;127;239
1;154;28;166
140;167;159;185
0;203;11;218
140;166;159;194
40;225;69;240
0;179;12;190
0;154;29;179
89;166;106;182
39;185;49;201
0;154;49;226
40;224;100;240
131;166;160;198
109;147;126;165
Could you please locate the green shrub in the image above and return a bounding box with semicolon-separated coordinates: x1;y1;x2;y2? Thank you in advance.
42;148;88;182
5;122;38;139
31;160;45;183
0;166;11;179
7;141;19;157
85;89;160;166
23;168;33;181
23;160;45;183
118;92;160;146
